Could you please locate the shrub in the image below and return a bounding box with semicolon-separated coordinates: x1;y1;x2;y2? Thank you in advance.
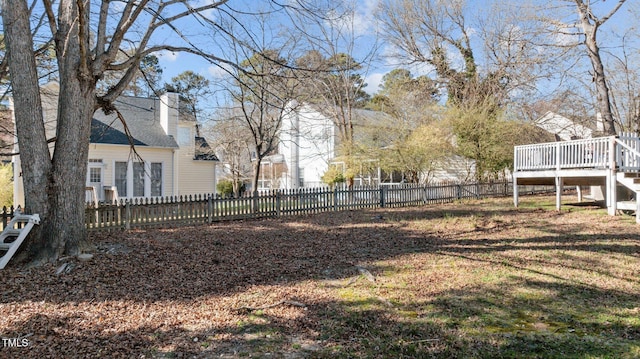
0;163;12;207
217;179;234;196
217;179;245;197
322;167;346;187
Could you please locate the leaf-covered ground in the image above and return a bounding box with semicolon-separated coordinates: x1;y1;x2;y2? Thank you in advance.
1;195;640;358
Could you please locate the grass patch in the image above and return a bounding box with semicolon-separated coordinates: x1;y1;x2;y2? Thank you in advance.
310;196;640;358
2;195;640;358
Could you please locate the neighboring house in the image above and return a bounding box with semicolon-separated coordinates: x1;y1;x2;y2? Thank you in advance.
532;110;614;200
535;111;594;141
279;102;337;189
13;82;218;206
278;102;474;189
429;155;476;184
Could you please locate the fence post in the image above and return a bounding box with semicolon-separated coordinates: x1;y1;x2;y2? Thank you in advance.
1;206;10;230
333;187;338;211
252;190;259;214
207;194;213;224
380;186;386;208
276;190;281;217
457;184;462;200
125;199;131;230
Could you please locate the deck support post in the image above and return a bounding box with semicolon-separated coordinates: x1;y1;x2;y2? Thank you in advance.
576;186;583;202
513;146;519;208
555;177;563;211
608;136;617;216
513;177;519;207
606;174;616;215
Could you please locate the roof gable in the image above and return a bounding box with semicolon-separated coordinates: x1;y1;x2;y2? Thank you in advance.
91;96;178;148
194;136;219;161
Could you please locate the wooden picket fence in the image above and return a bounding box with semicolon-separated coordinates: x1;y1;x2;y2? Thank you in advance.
0;182;555;232
83;181;553;232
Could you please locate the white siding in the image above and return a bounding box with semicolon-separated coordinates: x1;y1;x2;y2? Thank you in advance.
88;144;175;198
173;121;216;196
280;104;335;188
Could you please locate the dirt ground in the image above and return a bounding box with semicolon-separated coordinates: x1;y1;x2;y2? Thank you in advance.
1;195;639;358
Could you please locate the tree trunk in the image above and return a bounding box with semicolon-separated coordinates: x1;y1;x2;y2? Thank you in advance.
42;0;97;260
585;37;616;135
252;158;262;193
3;0;97;264
2;1;51;257
45;81;95;258
576;3;618;135
2;0;53;262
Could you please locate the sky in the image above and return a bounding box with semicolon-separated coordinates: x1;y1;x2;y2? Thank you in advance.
154;0;388;98
151;0;638;110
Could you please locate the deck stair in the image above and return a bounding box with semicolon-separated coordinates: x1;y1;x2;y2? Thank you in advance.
513;133;640;223
616;172;640;220
0;209;40;269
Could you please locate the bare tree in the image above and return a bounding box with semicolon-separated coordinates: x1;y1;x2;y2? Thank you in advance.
208;115;253;197
377;0;555;108
0;0;326;265
232;49;298;193
290;1;377;186
377;0;561;179
570;0;627;135
605;30;640;133
525;0;634;134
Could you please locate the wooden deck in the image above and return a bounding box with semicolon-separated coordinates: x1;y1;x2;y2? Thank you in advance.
513;134;640;222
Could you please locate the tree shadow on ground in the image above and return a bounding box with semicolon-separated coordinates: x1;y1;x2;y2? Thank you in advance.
1;201;639;304
1;197;640;357
4;276;639;358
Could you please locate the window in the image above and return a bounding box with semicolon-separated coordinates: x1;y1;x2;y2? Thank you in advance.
89;167;101;183
133;162;145;197
298;167;304;187
151;163;162;197
113;160;165;198
177;127;191;146
115;161;128;197
257;179;270;190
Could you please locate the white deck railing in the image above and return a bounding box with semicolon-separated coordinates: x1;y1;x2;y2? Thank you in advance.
514;134;640;173
514;137;612;172
617;132;640;172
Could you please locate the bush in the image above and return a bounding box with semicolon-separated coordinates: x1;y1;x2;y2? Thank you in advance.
217;179;245;197
0;163;12;207
322;167;346;187
217;179;234;196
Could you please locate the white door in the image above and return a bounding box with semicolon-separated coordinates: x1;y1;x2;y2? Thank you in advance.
87;163;104;202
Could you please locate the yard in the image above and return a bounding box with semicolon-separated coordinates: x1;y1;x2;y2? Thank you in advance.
1;195;640;358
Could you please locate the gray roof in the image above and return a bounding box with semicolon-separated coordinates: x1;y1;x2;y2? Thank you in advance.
194;137;219;161
305;103;395;128
305;104;396;146
91;96;178;148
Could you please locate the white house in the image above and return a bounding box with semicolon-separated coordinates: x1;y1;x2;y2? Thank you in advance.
13;83;218;206
535;111;594;141
279;102;337;188
277;103;475;189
